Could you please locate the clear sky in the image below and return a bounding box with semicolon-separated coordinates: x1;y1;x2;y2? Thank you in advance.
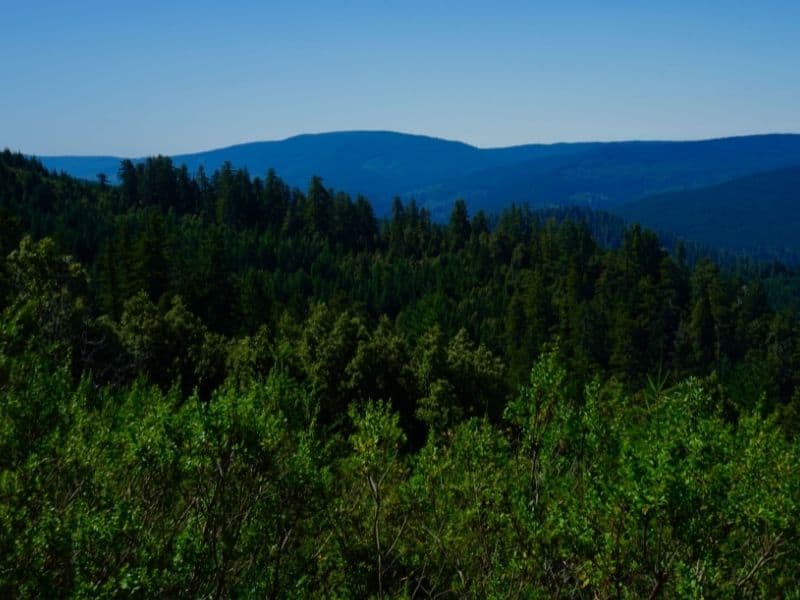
2;0;799;156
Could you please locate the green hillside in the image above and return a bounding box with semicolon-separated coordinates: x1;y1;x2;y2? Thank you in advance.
2;149;800;597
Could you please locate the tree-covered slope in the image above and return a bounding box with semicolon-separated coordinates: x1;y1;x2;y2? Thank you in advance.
617;165;800;261
2;149;800;596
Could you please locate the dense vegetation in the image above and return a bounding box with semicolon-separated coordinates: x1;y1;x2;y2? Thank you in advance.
1;150;799;597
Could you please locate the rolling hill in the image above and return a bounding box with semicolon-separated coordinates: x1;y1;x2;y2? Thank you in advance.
615;165;800;261
36;131;800;217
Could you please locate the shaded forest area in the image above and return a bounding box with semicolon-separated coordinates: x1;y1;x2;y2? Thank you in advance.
1;150;799;597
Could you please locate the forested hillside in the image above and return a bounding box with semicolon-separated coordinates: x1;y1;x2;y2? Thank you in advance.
2;150;799;597
618;166;800;264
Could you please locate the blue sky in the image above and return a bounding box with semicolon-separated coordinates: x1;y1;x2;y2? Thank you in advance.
2;0;799;155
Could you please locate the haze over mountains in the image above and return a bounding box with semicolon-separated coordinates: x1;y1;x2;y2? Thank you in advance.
37;130;800;259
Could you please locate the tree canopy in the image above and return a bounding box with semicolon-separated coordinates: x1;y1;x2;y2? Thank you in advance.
1;149;799;596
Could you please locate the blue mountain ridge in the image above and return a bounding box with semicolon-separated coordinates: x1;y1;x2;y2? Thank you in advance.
36;130;800;218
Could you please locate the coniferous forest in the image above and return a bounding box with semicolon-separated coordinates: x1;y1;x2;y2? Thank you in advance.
1;150;800;597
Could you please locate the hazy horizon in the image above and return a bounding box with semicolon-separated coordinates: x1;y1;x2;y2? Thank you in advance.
13;128;800;160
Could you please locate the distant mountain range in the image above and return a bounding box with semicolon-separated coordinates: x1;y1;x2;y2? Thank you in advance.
35;131;800;215
32;131;800;260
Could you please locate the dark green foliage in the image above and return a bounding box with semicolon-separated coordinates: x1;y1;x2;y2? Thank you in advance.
1;150;800;596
